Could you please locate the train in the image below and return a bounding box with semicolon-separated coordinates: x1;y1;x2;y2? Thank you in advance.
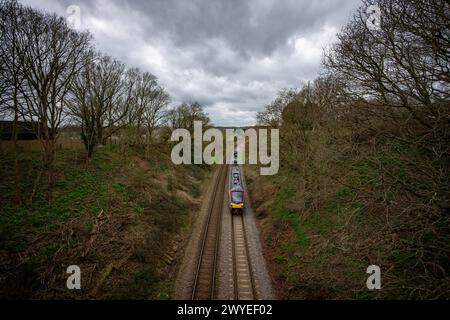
229;152;245;215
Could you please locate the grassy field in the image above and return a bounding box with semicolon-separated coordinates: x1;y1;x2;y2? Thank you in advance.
0;143;211;299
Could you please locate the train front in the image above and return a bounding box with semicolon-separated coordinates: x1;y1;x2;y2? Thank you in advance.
230;166;245;215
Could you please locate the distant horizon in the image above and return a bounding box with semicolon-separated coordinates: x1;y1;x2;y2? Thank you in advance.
0;118;267;130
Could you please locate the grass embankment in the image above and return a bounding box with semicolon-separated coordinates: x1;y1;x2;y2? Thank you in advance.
245;126;450;299
0;144;210;299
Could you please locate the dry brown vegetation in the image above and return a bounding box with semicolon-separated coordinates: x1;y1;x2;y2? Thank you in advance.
0;144;211;299
249;0;449;299
0;1;215;300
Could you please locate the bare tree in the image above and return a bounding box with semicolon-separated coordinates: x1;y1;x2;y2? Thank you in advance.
256;88;299;127
321;0;450;297
2;1;91;169
91;54;126;145
0;0;26;148
312;75;349;119
121;69;158;146
324;0;450;132
68;52;130;155
167;102;210;131
67;51;97;158
141;83;170;154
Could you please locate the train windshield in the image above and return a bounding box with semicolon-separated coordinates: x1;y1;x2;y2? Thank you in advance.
231;191;243;203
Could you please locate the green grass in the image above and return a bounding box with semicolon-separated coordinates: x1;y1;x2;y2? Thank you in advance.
0;143;212;299
0;147;128;252
272;185;343;248
272;187;309;247
249;154;379;298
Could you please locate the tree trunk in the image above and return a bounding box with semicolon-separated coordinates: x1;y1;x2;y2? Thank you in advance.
11;97;19;150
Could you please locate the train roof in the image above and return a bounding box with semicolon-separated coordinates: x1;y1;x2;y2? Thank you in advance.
230;185;244;192
230;164;243;189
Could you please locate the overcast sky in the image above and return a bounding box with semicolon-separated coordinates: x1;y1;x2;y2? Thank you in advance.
21;0;361;126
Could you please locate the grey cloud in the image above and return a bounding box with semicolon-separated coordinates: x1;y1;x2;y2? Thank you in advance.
20;0;362;126
63;0;357;56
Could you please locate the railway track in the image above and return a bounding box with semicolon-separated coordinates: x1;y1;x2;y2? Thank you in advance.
232;214;256;300
191;165;228;300
191;164;256;300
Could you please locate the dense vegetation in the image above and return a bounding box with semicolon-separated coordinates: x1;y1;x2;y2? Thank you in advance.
0;0;213;299
0;0;210;166
0;143;210;299
0;0;448;301
249;0;449;299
